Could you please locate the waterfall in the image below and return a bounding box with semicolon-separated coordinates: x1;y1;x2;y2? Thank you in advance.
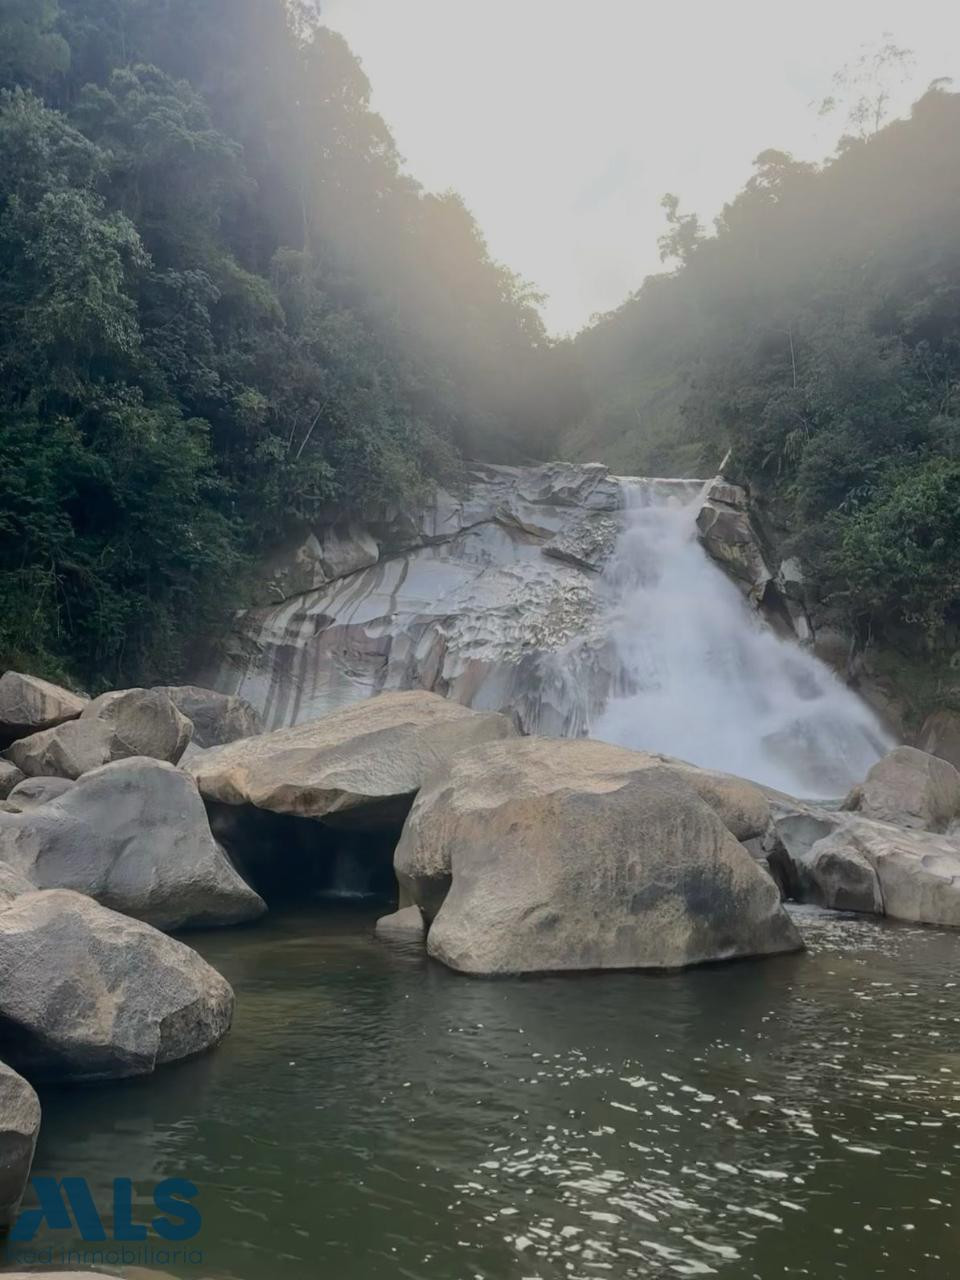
589;479;892;796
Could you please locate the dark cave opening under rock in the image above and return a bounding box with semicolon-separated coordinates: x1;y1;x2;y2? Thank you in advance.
206;800;403;909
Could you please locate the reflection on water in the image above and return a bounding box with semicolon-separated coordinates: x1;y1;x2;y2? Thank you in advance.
13;904;960;1280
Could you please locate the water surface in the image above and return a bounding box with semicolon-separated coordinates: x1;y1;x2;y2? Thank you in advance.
16;905;960;1279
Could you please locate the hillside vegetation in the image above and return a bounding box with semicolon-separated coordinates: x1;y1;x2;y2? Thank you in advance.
568;88;960;711
0;0;566;686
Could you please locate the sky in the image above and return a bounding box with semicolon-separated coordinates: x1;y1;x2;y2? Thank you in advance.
320;1;959;335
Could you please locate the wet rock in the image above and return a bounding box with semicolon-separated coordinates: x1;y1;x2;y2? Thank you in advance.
190;690;518;828
0;1060;40;1234
199;463;623;734
396;737;802;975
799;819;960;926
0;672;87;746
0;758;265;931
4;719;117;780
4;776;75;813
845;746;960;832
696;478;777;602
0;890;235;1082
0;761;24;800
155;685;262;749
375;905;426;941
81;688;193;765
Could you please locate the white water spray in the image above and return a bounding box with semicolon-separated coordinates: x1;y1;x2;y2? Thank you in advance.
591;480;892;796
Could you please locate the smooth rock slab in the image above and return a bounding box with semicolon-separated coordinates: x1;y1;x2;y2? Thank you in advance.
397;737;802;975
0;890;235;1082
0;758;265;931
0;1059;40;1234
190;690;518;827
0;672;87;744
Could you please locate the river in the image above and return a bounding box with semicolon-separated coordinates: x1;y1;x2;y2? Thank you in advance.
18;902;960;1280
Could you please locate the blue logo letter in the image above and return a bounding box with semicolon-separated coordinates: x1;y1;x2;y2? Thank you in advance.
152;1178;201;1242
10;1177;107;1243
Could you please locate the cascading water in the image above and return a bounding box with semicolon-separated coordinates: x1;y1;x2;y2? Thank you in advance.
589;479;892;796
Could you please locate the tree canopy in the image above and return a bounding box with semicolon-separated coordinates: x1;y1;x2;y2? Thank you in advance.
568;85;960;682
0;0;560;685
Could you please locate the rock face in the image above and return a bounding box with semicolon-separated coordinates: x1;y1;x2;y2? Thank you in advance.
190;690;518;827
201;462;626;735
846;746;960;832
0;759;265;931
695;477;809;639
0;672;87;745
0;762;24;800
81;688;193;764
155;685;262;749
0;1060;41;1234
0;890;235;1082
916;709;960;772
4;776;75;813
0;864;33;910
396;737;802;975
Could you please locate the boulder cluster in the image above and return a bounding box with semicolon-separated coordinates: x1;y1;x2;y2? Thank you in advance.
3;669;960;1237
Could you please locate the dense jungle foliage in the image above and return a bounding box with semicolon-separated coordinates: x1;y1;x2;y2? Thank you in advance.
567;85;960;670
0;0;566;686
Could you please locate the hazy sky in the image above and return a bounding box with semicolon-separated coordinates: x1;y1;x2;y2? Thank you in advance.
320;1;958;334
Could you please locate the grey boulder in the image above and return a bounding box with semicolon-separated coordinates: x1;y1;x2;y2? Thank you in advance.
4;776;76;813
375;905;426;941
82;688;193;765
846;745;960;832
916;709;960;772
0;761;25;800
190;690;518;827
784;818;960;927
155;685;262;749
0;672;87;744
0;890;235;1082
396;737;802;975
0;1060;41;1233
0;863;33;910
4;719;116;780
0;758;265;931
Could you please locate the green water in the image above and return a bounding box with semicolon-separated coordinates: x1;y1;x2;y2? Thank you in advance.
8;904;960;1279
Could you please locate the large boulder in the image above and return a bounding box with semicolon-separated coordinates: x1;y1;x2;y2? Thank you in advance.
81;688;193;765
155;685;262;749
375;904;426;942
788;818;960;927
396;737;802;975
190;690;519;827
4;776;75;813
3;719;117;780
846;746;960;832
0;762;24;800
0;672;87;746
0;759;264;931
0;1060;40;1234
0;890;235;1082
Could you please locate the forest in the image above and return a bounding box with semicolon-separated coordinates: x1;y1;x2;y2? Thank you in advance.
0;0;566;686
569;79;960;699
2;0;959;706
